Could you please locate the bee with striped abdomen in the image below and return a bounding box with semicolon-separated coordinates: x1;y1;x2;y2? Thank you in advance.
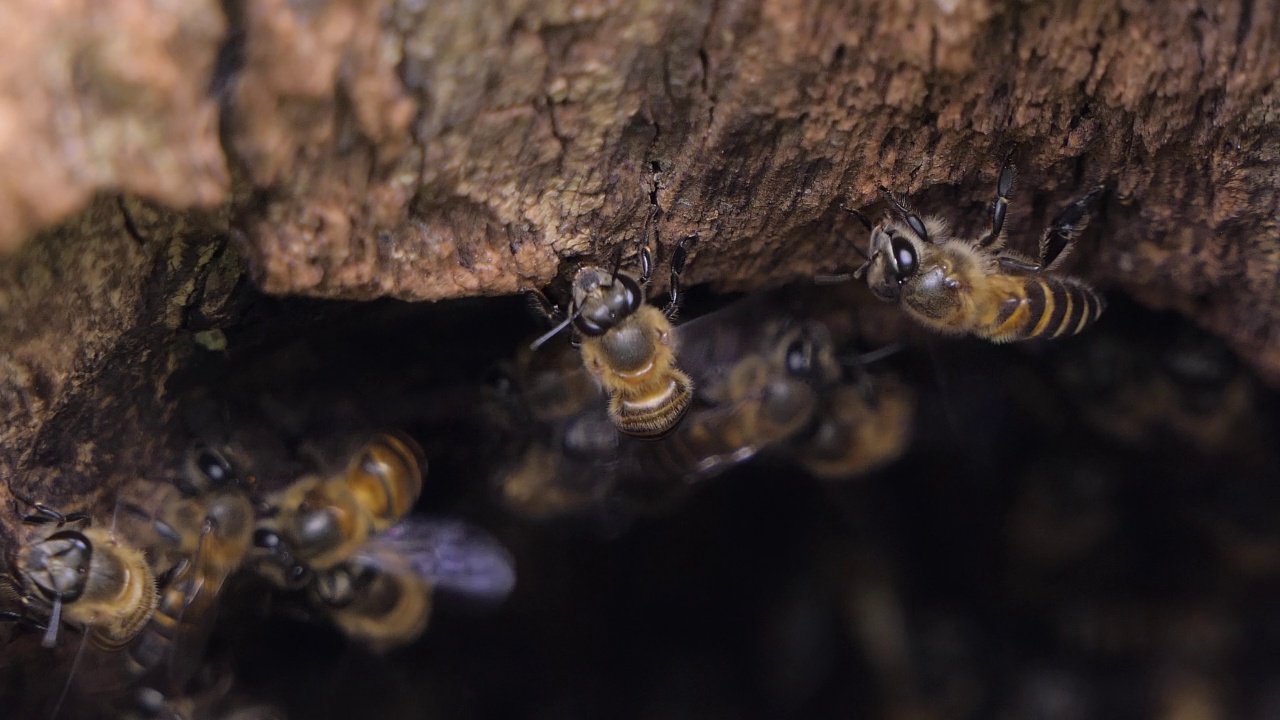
528;236;697;439
115;446;255;692
254;432;426;573
627;315;840;487
837;164;1106;342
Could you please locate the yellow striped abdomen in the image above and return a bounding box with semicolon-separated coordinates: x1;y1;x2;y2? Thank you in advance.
982;275;1106;342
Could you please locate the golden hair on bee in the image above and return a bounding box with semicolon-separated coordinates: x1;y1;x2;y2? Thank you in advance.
527;236;698;439
794;377;915;481
837;164;1106;343
264;432;427;572
10;508;157;652
107;449;257;691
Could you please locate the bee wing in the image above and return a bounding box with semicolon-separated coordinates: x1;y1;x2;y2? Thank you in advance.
355;516;516;604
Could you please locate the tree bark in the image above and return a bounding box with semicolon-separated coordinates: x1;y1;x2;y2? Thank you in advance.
0;0;1278;493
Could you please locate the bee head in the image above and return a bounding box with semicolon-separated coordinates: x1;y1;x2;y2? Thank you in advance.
291;503;349;561
775;321;840;385
19;530;91;603
179;444;238;496
313;564;364;608
252;528;313;589
571;266;644;337
863;222;923;302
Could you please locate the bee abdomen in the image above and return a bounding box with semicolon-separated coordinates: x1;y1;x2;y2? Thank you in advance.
89;563;158;652
990;276;1106;342
611;371;694;439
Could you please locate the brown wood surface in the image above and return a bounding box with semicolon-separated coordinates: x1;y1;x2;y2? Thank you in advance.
0;0;1277;509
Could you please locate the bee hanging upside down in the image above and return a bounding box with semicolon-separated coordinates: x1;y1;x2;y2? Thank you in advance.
832;164;1106;342
527;235;698;439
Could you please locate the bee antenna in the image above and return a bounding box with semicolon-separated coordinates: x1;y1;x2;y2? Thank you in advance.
607;245;625;286
852;343;904;366
50;623;88;720
840;205;874;235
41;596;61;648
529;306;583;351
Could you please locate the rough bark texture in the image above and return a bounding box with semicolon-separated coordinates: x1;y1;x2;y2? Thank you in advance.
0;0;228;249
2;3;1280;714
0;3;1278;505
4;0;1279;381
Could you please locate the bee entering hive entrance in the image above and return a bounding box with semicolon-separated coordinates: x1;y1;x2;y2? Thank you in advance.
4;284;1279;720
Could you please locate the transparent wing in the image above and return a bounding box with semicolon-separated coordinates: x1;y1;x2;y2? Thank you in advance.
356;516;516;603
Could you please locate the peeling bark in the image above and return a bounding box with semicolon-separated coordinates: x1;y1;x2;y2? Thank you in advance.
0;0;1278;379
217;0;1278;383
0;0;228;249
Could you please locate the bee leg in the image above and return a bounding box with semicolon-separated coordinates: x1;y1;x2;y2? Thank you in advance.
878;185;931;242
662;234;697;319
815;206;872;284
997;255;1043;275
975;163;1015;250
638;245;654;286
13;497;88;528
1039;186;1104;272
523;289;564;324
0;610;47;631
636;199;664;287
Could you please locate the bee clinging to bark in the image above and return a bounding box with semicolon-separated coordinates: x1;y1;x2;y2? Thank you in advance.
834;164;1106;342
528;235;697;439
7;504;157;652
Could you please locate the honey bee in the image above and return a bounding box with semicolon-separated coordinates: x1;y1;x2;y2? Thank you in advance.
528;235;697;438
496;403;621;520
837;164;1106;342
114;446;255;579
255;432;426;572
494;295;850;518
792;375;915;481
8;505;157;652
309;516;516;651
628;351;822;488
59;446;257;696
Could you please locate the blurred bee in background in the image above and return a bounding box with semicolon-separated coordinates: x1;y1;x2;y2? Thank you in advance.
527;235;697;438
52;445;258;698
4;502;158;654
121;683;285;720
253;432;426;573
792;374;915;481
308;516;516;652
839;546;989;720
830;163;1106;342
491;293;854;521
1055;319;1271;460
625;312;843;490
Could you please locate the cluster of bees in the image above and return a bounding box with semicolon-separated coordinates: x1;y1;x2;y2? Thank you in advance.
0;164;1115;717
484;163;1106;524
1;434;515;718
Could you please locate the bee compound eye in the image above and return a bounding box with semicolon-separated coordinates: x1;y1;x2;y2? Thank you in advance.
253;528;281;550
785;339;812;376
199;450;231;485
890;237;918;280
617;273;644;313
